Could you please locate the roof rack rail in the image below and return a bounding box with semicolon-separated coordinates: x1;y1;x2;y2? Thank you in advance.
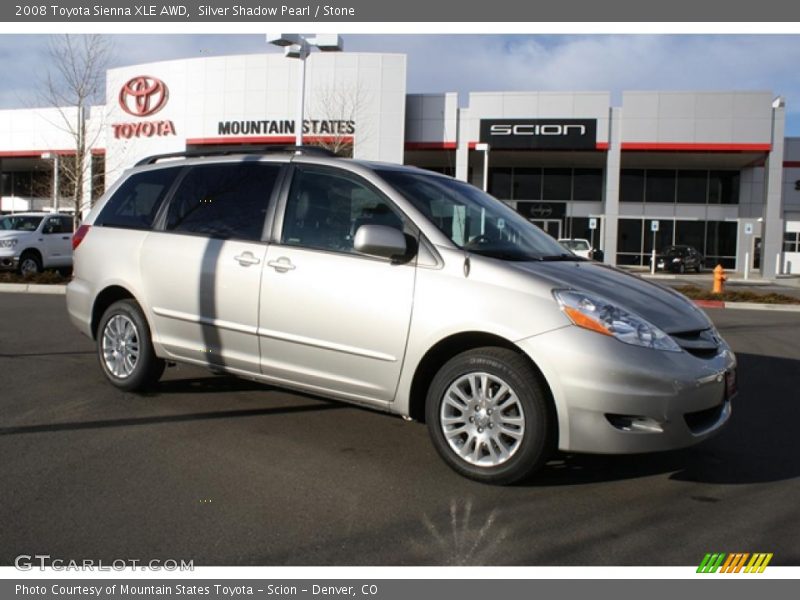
134;145;336;166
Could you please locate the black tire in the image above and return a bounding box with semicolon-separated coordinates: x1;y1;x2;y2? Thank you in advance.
17;251;42;277
678;263;686;274
425;347;554;485
96;299;165;392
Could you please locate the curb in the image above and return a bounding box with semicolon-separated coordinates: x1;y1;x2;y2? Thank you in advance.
693;299;800;312
0;283;67;295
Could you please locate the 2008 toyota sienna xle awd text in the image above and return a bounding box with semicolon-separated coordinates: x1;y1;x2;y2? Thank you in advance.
66;147;736;484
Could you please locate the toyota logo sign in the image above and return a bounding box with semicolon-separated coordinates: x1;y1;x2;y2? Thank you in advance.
119;76;169;117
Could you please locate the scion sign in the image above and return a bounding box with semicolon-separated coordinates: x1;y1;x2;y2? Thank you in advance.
480;119;597;150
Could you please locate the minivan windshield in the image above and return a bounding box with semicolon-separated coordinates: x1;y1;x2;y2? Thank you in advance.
377;169;574;261
0;215;43;232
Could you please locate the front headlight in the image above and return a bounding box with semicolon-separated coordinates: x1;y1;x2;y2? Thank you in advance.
553;289;682;352
0;239;18;248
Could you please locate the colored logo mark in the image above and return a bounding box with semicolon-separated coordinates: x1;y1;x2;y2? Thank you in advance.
697;552;773;573
119;76;169;117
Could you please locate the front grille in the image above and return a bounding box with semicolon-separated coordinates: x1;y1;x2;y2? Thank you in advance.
670;328;720;358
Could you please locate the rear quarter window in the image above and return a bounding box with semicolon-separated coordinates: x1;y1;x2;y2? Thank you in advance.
95;168;181;230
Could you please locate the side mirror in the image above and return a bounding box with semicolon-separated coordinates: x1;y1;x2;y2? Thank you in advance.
354;224;407;259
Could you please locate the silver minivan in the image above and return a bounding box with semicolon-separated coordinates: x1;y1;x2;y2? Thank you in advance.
66;148;736;484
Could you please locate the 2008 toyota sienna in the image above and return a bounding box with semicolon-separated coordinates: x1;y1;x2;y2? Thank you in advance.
66;147;736;484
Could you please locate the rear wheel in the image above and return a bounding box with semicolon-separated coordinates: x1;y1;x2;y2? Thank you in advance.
425;347;554;485
97;299;164;392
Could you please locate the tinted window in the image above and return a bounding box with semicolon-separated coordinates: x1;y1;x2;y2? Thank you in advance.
573;168;603;201
59;216;74;234
513;168;542;200
542;168;571;200
166;163;280;241
42;218;64;234
488;168;512;199
708;171;740;205
645;170;676;203
282;166;406;255
620;169;645;203
677;170;708;204
96;168;180;230
0;215;43;231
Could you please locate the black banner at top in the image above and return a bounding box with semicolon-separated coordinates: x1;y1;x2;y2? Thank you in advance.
480;119;598;151
3;0;800;22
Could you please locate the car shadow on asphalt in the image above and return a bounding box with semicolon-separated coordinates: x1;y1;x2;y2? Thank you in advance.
524;352;800;487
0;350;95;358
0;400;345;437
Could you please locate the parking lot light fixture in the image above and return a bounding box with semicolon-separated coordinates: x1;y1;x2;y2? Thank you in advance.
266;34;344;147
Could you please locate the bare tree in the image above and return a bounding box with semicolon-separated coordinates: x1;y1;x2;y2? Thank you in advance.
40;34;112;221
308;82;371;157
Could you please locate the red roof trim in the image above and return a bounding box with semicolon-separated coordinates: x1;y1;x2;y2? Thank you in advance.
621;142;771;152
405;142;457;151
0;149;76;158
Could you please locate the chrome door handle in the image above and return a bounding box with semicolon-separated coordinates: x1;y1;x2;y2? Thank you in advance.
234;252;261;266
267;257;296;272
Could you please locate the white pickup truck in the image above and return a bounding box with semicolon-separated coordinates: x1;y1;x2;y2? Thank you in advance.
0;212;74;275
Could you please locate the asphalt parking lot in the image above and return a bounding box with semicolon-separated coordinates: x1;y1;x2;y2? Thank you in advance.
1;293;799;566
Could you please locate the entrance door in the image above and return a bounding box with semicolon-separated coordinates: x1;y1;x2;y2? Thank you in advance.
529;218;561;239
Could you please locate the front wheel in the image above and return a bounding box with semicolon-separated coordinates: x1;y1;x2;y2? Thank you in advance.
97;299;165;392
18;252;42;277
425;347;554;485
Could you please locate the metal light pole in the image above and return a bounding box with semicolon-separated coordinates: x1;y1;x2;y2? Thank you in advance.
266;34;343;147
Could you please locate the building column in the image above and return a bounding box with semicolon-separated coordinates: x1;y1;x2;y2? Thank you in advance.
761;101;786;278
602;107;622;265
455;107;469;182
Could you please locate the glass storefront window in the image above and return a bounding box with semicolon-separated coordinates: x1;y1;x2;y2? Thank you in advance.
677;170;708;204
543;168;572;200
573;168;603;201
488;167;512;199
618;218;643;253
706;221;737;259
784;232;799;253
675;220;705;250
645;170;676;203
513;168;542;200
620;169;645;203
708;171;740;204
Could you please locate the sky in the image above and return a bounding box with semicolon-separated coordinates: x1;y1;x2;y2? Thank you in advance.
1;34;799;134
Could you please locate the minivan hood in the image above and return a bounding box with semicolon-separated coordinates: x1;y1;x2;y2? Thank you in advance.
512;260;711;334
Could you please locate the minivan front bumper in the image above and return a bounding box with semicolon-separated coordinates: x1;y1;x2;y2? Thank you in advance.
518;325;736;454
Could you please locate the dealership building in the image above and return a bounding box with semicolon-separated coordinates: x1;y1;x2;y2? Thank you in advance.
0;50;798;277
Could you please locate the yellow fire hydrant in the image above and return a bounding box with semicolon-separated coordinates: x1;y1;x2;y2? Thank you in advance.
712;264;727;294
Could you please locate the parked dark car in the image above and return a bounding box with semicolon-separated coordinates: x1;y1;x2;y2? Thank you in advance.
656;245;704;273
